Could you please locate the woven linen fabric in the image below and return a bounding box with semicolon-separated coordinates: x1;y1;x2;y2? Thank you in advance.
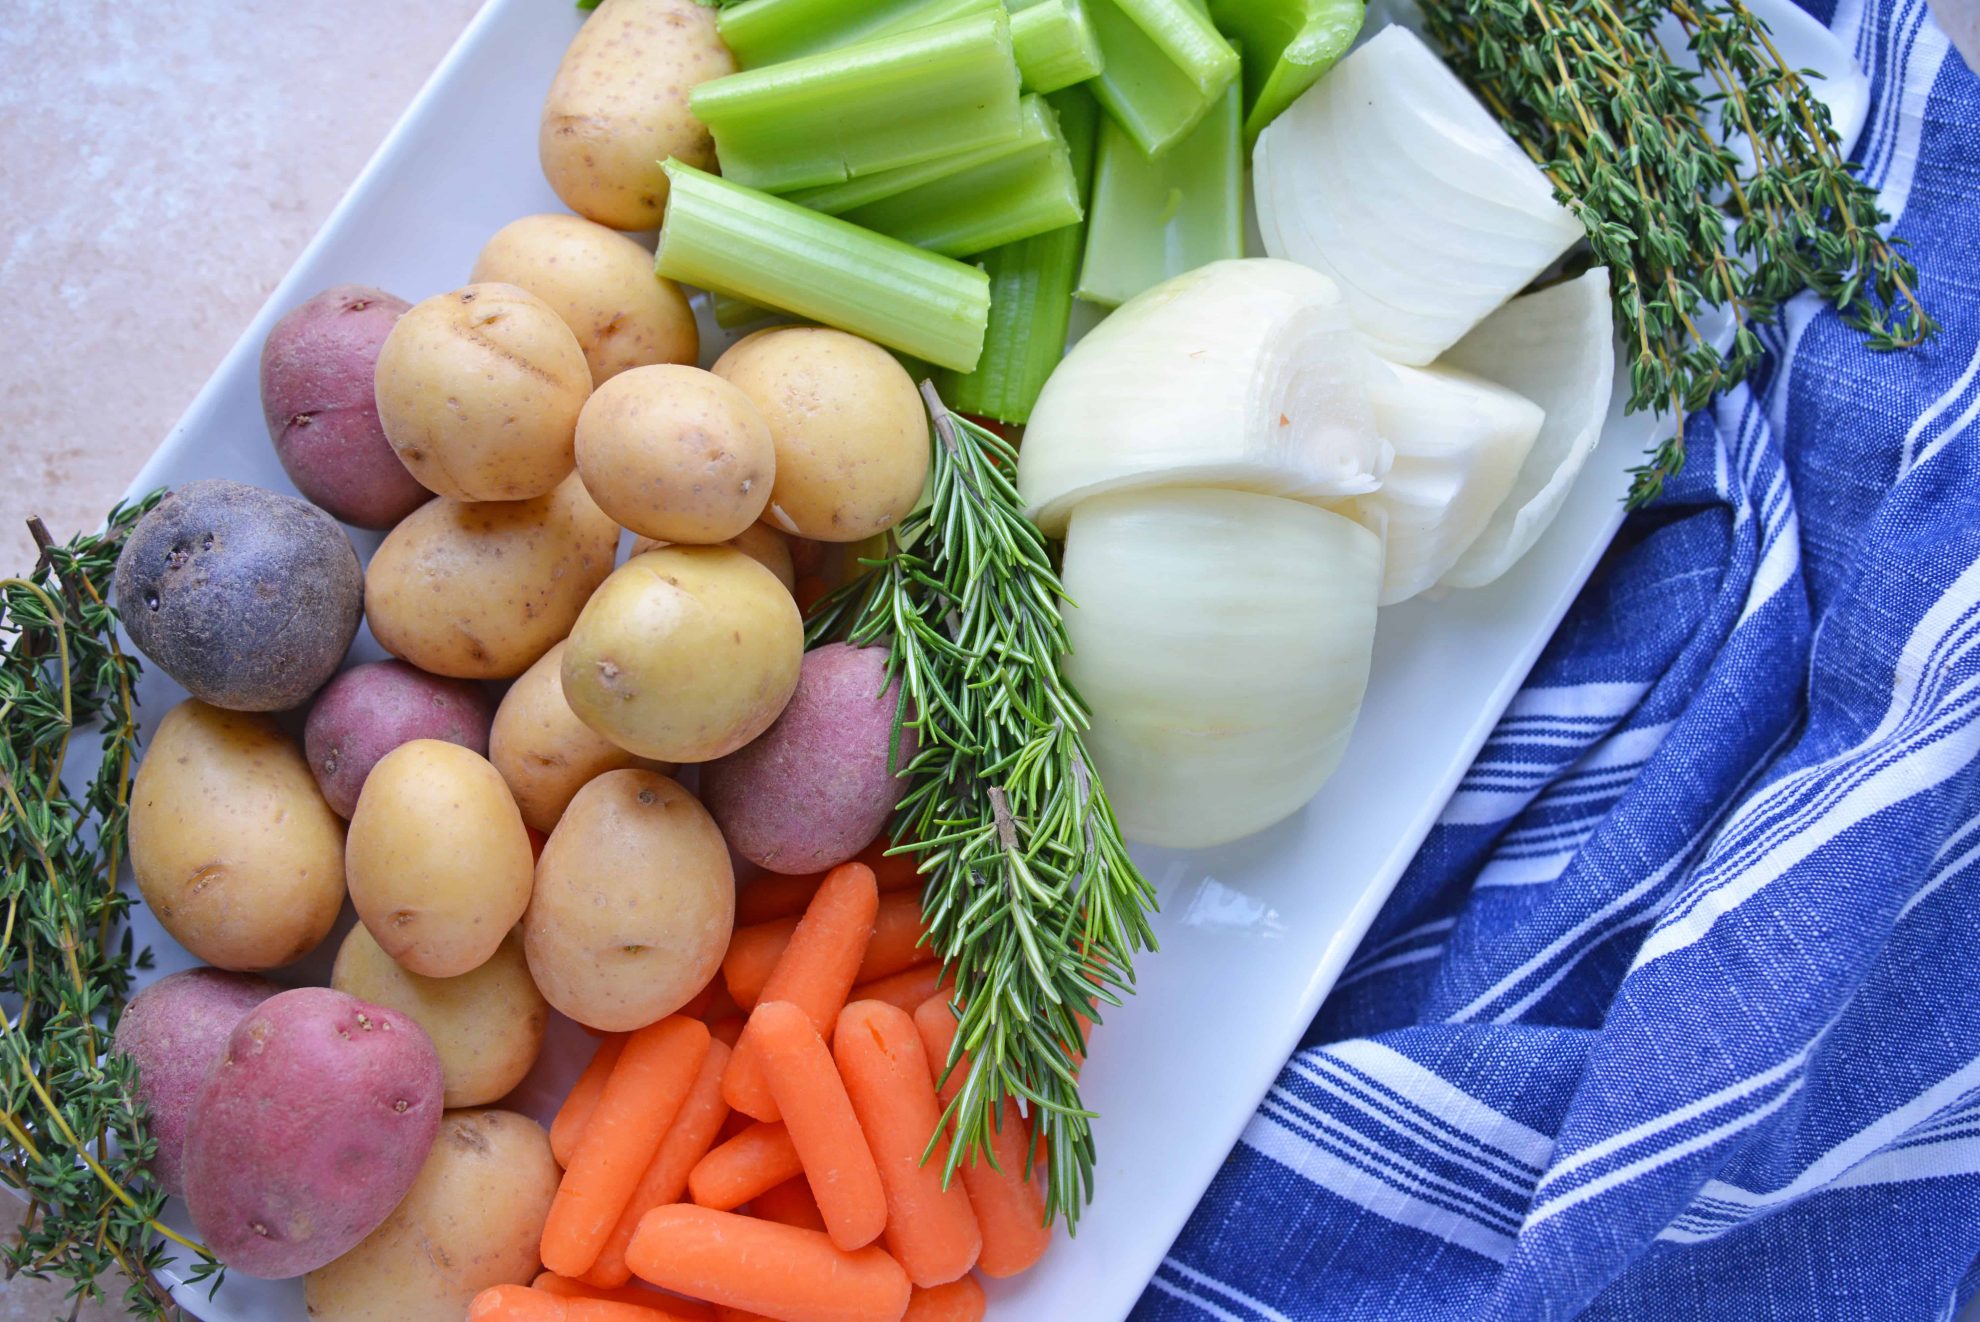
1136;3;1980;1319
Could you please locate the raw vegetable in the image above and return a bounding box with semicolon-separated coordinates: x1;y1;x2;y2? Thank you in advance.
655;161;993;373
717;0;997;69
623;1206;912;1322
1253;27;1584;365
722;892;934;1010
489;641;669;835
688;12;1022;192
905;1277;988;1322
1016;259;1387;535
304;660;494;818
937;86;1100;424
1076;78;1240;307
1207;0;1363;146
113;479;363;712
750;1177;827;1231
809;390;1155;1226
1010;0;1105;92
849;963;951;1015
688;1120;803;1210
553;1037;628;1169
470;1284;702;1321
1438;268;1618;588
1086;0;1237;157
1347;362;1544;605
540;1015;712;1278
1058;486;1382;848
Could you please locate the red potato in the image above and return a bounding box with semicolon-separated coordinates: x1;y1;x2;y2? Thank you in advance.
183;987;444;1278
112;968;279;1196
260;285;430;529
702;644;914;876
304;660;494;818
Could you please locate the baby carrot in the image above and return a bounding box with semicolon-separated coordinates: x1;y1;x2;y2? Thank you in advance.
681;977;743;1022
689;1120;803;1210
751;1000;888;1250
735;870;827;925
833;1001;979;1286
903;1277;986;1322
749;1176;826;1231
543;1017;712;1279
554;1035;628;1167
534;1275;718;1320
587;1039;736;1289
626;1206;911;1322
856;893;935;983
724;863;880;1120
723;916;800;1009
848;964;949;1016
713;1309;777;1322
853;837;923;893
911;999;1052;1278
709;1017;747;1048
470;1284;705;1322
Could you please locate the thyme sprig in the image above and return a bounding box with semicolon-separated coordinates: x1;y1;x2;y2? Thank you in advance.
1;497;222;1318
809;386;1158;1229
1419;0;1936;505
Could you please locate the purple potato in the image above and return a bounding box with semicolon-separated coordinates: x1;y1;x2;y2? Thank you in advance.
304;661;494;818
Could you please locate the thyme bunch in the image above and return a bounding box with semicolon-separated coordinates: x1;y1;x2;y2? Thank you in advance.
809;386;1158;1229
1419;0;1936;504
1;497;220;1318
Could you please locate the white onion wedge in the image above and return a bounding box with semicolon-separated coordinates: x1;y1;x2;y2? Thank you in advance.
1437;267;1617;589
1061;487;1382;848
1017;259;1389;536
1254;26;1585;365
1346;362;1544;606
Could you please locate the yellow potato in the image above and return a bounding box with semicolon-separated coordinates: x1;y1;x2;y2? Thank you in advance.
375;283;591;502
712;327;930;543
561;546;803;763
302;1108;557;1322
524;770;733;1030
539;0;733;230
629;522;797;592
471;214;697;385
365;474;620;680
488;640;673;834
129;701;344;972
346;741;535;978
331;925;548;1108
576;364;775;543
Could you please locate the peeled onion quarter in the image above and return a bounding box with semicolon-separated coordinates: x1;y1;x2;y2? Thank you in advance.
1062;487;1382;849
1438;267;1617;589
1348;361;1543;605
1255;26;1585;365
1018;259;1389;536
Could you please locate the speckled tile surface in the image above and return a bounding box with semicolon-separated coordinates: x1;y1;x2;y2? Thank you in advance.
0;6;479;1315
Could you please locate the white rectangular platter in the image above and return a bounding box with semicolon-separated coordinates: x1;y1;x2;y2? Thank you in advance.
114;0;1858;1317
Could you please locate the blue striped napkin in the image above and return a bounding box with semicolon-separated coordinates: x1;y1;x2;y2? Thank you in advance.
1137;1;1980;1317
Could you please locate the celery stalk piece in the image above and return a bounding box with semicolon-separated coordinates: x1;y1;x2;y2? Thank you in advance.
718;0;998;69
654;160;991;373
1112;0;1239;96
689;13;1023;193
1012;0;1106;93
1076;78;1241;307
788;110;1043;217
1086;0;1235;157
1209;0;1365;146
938;88;1102;424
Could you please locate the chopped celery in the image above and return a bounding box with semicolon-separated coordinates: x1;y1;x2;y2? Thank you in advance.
1077;78;1241;307
1087;0;1237;157
796;96;1082;259
1209;0;1365;146
689;13;1022;192
788;120;1036;217
1011;0;1106;93
939;88;1102;424
654;160;991;373
718;0;997;69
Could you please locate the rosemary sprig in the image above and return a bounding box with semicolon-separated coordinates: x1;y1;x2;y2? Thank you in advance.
1418;0;1936;505
809;386;1158;1229
1;497;223;1318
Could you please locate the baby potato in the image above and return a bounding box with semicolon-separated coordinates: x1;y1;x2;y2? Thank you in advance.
347;741;535;978
712;328;930;543
524;770;733;1030
374;283;591;502
561;546;803;764
539;0;733;230
129;701;345;971
365;474;621;680
627;522;796;592
576;364;775;544
332;925;547;1108
488;640;669;835
303;1108;558;1322
471;214;697;385
304;661;494;818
